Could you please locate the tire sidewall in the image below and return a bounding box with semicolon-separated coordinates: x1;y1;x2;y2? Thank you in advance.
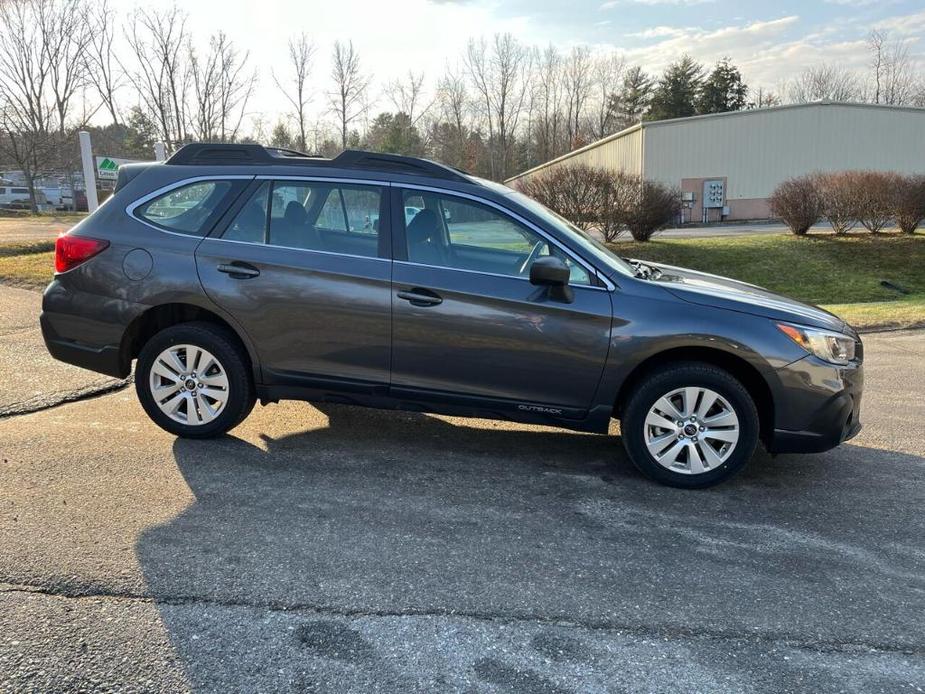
622;364;759;488
135;323;253;438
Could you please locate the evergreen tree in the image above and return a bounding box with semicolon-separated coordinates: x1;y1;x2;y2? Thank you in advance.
366;112;424;156
647;55;703;121
610;66;653;129
269;121;296;150
697;58;749;114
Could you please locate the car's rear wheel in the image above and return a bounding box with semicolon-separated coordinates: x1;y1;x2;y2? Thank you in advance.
135;322;255;438
621;362;759;488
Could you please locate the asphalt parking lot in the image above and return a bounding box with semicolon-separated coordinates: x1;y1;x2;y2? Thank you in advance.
1;286;923;693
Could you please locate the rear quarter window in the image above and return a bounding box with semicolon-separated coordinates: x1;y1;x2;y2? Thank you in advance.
134;180;235;235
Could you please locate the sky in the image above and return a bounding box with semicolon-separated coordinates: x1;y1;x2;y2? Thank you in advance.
116;0;925;128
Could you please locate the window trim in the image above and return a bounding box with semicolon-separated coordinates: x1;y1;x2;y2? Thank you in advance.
394;183;613;291
127;175;254;237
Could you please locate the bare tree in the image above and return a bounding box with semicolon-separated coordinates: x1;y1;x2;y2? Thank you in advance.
432;66;470;168
386;70;433;127
0;0;87;211
590;51;625;140
748;87;781;109
45;0;92;133
124;5;191;147
189;31;256;142
562;45;592;146
533;45;564;162
464;33;531;179
786;64;862;103
272;33;316;151
867;30;918;106
87;0;123;125
328;40;371;149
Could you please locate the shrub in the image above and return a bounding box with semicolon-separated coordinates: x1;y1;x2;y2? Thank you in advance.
622;178;683;242
597;171;637;242
515;164;604;232
517;165;681;242
815;171;862;235
854;170;897;234
768;175;822;235
893;174;925;235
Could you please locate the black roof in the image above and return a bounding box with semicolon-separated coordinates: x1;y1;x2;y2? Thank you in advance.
165;143;471;183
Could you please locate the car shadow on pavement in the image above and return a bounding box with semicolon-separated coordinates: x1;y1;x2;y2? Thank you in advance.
134;403;925;691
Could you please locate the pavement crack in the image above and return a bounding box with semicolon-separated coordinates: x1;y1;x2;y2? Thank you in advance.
1;581;921;657
0;377;131;419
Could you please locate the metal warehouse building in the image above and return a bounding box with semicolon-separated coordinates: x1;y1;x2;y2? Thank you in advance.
506;101;925;223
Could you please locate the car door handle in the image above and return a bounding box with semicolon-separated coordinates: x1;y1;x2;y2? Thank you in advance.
217;262;260;279
396;288;443;307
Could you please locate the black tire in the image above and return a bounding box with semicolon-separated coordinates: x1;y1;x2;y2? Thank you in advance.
135;321;255;438
621;362;759;488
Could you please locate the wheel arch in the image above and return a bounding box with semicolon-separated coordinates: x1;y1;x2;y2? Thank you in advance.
119;302;259;382
613;346;775;444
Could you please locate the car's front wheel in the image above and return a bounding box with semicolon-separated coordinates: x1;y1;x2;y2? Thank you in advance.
621;362;759;488
135;322;255;438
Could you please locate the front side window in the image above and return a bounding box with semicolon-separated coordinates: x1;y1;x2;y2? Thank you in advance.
221;180;383;258
136;180;233;235
401;190;591;285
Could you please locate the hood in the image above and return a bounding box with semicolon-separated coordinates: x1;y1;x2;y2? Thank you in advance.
643;261;850;333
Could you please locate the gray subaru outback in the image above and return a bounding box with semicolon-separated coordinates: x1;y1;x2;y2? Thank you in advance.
41;144;863;488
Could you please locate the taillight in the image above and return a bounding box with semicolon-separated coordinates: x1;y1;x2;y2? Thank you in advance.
55;234;109;273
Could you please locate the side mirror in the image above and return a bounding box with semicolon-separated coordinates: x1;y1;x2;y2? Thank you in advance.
529;256;570;287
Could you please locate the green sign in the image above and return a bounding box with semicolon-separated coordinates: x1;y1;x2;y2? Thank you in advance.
94;156;136;181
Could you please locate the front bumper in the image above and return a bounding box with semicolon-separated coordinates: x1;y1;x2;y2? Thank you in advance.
768;354;863;454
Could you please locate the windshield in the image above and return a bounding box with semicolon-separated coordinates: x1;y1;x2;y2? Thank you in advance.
496;185;636;277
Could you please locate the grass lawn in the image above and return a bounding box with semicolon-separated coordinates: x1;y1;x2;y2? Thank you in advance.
0;233;922;331
0;248;54;289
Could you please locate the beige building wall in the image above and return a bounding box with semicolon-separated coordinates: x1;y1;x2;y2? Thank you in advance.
506;102;925;221
643;103;925;204
506;126;644;186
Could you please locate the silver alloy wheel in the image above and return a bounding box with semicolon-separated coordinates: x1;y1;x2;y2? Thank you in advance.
148;344;230;426
643;386;740;475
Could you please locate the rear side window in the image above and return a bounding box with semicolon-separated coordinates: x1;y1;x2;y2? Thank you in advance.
221;180;384;258
135;180;233;235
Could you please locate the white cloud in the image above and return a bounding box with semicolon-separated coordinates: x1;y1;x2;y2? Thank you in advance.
824;0;900;6
620;16;813;87
601;0;714;7
625;26;685;39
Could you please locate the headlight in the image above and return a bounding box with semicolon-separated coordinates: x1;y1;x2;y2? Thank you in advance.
777;324;856;365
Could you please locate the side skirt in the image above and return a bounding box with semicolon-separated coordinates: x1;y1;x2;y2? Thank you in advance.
256;383;613;434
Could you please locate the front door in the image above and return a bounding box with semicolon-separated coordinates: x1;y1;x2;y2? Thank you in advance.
390;188;612;415
196;178;392;391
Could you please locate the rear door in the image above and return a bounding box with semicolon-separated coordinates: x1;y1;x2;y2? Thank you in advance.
196;177;392;392
390;186;613;416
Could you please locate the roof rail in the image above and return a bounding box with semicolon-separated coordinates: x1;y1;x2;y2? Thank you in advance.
166;143;324;166
164;143;471;182
330;150;470;182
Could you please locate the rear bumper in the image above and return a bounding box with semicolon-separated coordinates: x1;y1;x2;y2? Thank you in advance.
40;311;126;378
768;355;863;454
40;280;133;378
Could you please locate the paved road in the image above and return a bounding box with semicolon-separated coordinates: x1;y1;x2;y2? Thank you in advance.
0;286;127;416
0;315;923;691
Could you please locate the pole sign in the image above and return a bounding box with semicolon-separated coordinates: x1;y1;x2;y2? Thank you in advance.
94;156;137;181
